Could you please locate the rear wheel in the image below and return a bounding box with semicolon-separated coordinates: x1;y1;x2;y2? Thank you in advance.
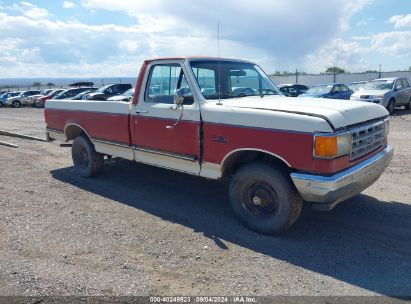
72;135;104;177
12;101;21;108
0;102;3;108
387;99;395;114
229;162;303;234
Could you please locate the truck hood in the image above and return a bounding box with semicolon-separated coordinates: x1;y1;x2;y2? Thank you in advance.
351;89;390;97
223;95;388;129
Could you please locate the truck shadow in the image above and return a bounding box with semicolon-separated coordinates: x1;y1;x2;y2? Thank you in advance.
51;159;411;297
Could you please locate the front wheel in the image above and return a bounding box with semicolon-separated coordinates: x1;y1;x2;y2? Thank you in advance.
405;97;411;110
12;101;21;108
72;135;104;177
387;99;395;114
229;162;303;234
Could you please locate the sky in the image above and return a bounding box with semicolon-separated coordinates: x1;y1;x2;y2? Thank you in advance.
0;0;410;78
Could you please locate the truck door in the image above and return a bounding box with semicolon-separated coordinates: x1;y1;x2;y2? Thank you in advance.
131;61;201;175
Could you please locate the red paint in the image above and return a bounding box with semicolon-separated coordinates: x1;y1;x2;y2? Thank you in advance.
45;109;130;145
132;61;148;106
203;123;385;174
132;116;200;158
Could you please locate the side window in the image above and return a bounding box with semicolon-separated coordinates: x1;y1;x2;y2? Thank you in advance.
333;86;341;93
402;78;409;88
146;64;194;105
340;85;349;92
395;79;404;90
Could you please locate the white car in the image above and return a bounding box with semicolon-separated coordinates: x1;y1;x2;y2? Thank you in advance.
5;90;41;108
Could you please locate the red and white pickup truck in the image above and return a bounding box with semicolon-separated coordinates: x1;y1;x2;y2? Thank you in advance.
45;57;394;234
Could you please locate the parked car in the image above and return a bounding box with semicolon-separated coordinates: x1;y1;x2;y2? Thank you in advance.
53;88;96;100
299;83;353;100
350;77;411;114
86;83;132;100
5;90;41;108
67;88;99;100
0;91;20;107
45;56;392;234
26;89;53;106
35;89;66;108
278;85;304;97
106;88;134;101
279;83;309;93
348;81;367;92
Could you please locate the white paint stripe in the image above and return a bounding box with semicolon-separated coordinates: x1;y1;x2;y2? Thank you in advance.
46;100;131;115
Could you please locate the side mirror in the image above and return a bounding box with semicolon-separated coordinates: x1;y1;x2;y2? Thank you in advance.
173;88;185;108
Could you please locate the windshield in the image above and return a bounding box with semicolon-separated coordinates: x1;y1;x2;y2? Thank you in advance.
349;83;366;92
190;61;280;99
96;84;110;93
306;85;333;94
364;80;393;90
123;88;134;97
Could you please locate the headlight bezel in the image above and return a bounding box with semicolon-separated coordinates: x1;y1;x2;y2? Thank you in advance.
313;131;352;159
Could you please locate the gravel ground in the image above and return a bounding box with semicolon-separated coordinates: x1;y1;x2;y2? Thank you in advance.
0;107;410;298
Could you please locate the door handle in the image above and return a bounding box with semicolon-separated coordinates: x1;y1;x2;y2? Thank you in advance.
136;110;148;114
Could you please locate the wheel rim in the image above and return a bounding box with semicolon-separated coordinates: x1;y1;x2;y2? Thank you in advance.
74;145;89;169
242;181;279;217
389;101;394;113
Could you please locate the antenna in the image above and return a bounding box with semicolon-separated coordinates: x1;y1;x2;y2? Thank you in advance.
217;19;222;105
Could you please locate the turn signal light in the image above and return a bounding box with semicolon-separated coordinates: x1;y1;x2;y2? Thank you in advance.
314;133;351;158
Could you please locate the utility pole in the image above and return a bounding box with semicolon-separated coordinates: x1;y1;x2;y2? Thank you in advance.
378;64;382;78
295;69;298;84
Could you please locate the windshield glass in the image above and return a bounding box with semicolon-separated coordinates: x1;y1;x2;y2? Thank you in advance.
190;61;280;99
306;85;333;94
364;80;393;90
96;84;110;93
123;88;134;97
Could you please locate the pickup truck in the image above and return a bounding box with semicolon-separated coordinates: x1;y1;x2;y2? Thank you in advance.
45;57;394;234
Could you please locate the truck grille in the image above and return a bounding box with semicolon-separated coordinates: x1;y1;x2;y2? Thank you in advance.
350;121;385;160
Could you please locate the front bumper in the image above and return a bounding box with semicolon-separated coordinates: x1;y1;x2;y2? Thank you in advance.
290;146;394;211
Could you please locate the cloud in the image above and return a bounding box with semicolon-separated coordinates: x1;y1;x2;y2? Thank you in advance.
0;0;376;77
388;13;411;29
82;0;373;59
63;1;76;9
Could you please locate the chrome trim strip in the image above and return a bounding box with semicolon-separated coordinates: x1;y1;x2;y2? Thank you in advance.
221;148;292;168
132;145;197;162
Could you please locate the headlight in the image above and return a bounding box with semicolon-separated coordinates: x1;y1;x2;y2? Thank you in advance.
313;132;351;158
384;118;389;137
373;94;384;99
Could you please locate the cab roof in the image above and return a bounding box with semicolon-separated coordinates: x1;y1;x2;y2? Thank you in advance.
144;56;254;64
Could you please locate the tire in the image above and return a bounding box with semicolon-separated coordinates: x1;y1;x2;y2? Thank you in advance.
229;162;303;234
0;102;3;108
71;135;104;177
405;98;411;110
12;100;21;108
387;99;395;114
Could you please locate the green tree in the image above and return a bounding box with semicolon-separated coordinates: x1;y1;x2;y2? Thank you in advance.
32;82;42;90
47;82;55;89
408;67;411;71
365;70;378;73
325;67;346;74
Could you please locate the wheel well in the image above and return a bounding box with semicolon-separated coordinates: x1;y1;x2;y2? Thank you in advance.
64;124;89;141
221;150;290;178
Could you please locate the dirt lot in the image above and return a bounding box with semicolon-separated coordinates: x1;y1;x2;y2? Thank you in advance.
0;108;410;297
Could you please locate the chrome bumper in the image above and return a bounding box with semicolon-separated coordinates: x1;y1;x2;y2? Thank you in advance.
291;146;394;211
